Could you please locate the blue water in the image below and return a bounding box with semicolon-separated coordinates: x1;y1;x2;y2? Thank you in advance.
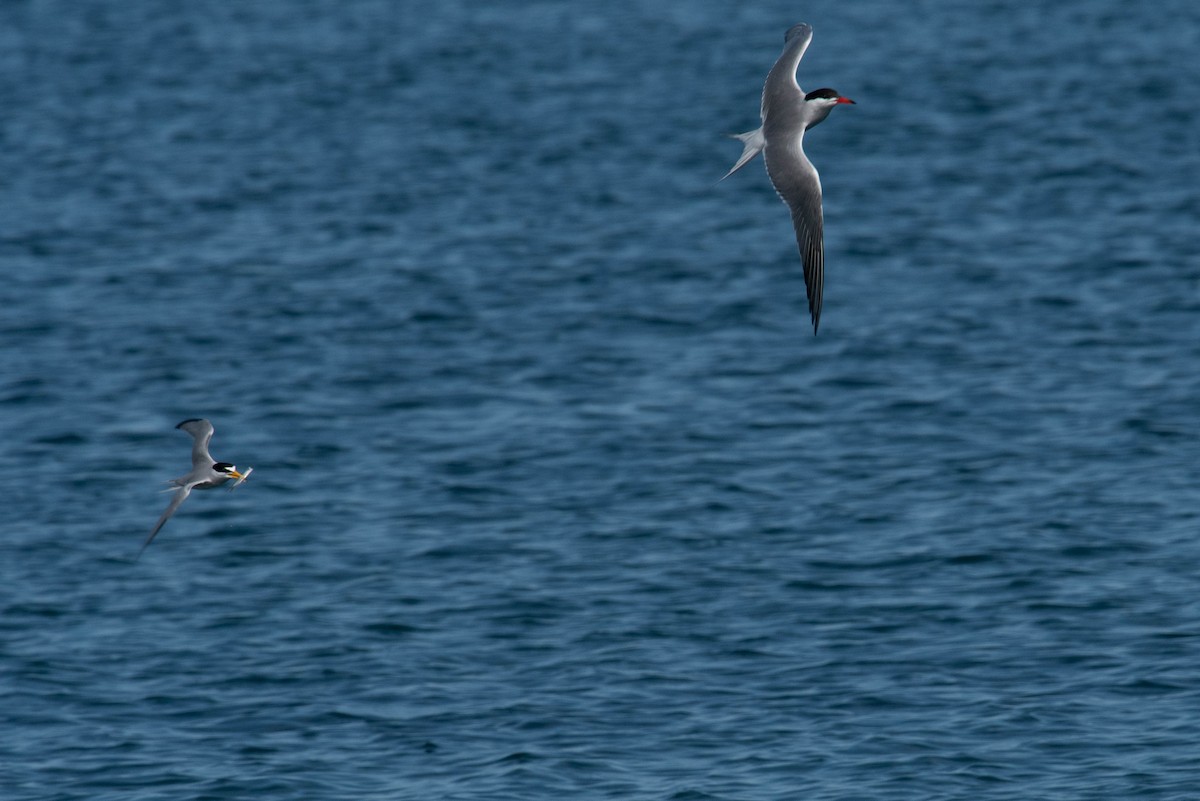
3;1;1200;798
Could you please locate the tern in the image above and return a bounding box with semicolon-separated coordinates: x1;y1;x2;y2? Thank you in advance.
723;22;855;333
139;418;249;558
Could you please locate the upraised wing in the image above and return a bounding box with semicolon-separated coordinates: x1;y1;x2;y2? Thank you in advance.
176;418;215;468
761;23;813;121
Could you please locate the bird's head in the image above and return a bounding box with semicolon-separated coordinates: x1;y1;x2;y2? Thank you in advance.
803;88;855;130
213;462;245;480
804;87;855;107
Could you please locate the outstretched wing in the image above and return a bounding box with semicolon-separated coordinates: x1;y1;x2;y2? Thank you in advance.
176;418;215;468
138;484;194;559
764;139;825;332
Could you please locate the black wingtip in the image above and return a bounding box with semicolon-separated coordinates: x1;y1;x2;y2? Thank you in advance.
175;418;203;429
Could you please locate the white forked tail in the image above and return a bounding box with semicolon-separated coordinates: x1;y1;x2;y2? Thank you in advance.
721;127;765;180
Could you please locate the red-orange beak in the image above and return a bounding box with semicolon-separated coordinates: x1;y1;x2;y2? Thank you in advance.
836;96;856;105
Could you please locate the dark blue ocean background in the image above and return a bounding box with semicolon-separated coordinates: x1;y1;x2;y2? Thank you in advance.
3;1;1200;798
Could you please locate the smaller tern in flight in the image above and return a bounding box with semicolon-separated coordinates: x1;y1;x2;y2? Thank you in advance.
139;418;249;558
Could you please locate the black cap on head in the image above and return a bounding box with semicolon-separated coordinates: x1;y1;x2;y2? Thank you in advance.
804;88;841;101
213;462;236;473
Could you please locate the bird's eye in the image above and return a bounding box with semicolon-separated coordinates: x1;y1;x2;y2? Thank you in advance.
213;462;235;473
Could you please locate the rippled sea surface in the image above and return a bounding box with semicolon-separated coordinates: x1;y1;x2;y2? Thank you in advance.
4;1;1200;799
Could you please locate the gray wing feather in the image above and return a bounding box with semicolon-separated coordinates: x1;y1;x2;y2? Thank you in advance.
176;418;215;468
138;484;193;559
761;23;812;120
764;142;825;332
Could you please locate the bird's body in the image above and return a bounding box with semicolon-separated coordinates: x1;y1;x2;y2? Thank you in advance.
724;23;854;333
140;419;246;558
